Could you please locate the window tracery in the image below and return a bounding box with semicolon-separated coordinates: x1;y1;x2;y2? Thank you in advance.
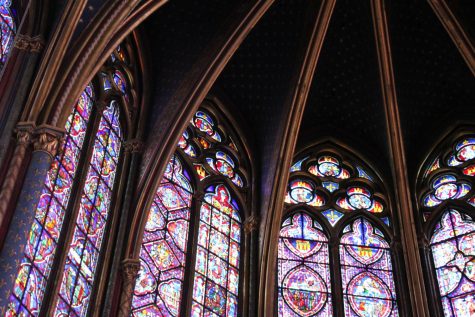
279;149;399;317
6;44;135;317
419;135;475;317
132;105;249;317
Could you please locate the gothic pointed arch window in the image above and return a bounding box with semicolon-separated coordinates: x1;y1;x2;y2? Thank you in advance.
0;0;16;71
418;134;475;317
6;41;140;316
278;148;400;316
131;102;251;317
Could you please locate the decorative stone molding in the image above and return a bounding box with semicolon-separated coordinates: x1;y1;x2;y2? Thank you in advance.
0;123;35;225
118;258;141;316
122;258;141;279
124;139;144;154
14;34;45;53
14;122;35;146
33;125;64;158
243;215;259;233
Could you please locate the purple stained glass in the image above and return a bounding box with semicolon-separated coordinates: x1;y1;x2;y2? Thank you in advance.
340;218;398;317
278;213;332;317
113;69;128;94
131;155;193;316
192;184;241;317
6;85;94;317
0;0;15;69
53;102;121;317
430;210;475;317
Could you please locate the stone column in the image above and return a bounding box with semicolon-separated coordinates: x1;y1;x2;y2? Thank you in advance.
118;258;141;317
0;122;34;227
0;125;63;312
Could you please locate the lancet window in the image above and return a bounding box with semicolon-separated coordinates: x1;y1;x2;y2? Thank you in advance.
131;104;250;317
6;44;137;317
279;149;399;317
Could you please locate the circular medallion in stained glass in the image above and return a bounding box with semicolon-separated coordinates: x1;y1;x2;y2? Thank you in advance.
282;266;327;316
194;111;215;136
347;187;372;210
434;183;458;200
289;180;315;203
347;272;392;317
215;159;234;178
457;145;475;162
317;156;341;177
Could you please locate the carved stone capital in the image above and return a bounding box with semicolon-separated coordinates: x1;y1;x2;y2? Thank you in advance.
243;215;259;233
33;125;65;158
124;139;144;154
121;258;141;280
14;34;45;53
14;122;35;146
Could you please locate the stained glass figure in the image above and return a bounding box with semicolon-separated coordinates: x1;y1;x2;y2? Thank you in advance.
423;174;471;208
340;218;398;317
285;179;325;207
308;156;350;179
0;0;15;70
278;213;332;316
113;70;128;95
206;151;243;187
430;210;475;317
337;187;384;213
192;111;222;142
53;102;122;317
131;155;193;316
7;85;95;316
192;184;241;317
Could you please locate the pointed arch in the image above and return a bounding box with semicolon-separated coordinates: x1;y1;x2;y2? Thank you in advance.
5;40;141;316
277;142;400;316
131;99;251;316
417;129;475;317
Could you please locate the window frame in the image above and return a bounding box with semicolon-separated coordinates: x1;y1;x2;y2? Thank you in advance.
130;101;253;317
417;131;475;317
278;145;405;317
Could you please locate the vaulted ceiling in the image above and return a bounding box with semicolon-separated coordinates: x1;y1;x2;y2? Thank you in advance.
139;0;475;186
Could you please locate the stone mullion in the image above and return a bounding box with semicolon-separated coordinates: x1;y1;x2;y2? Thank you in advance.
100;139;143;317
0;125;63;314
0;122;34;234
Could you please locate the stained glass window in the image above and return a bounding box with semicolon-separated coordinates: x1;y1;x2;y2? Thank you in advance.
278;213;332;316
340;219;398;317
7;85;94;316
419;135;475;315
53;102;122;316
132;106;248;316
279;150;399;316
421;137;475;220
0;0;15;70
192;184;241;317
429;210;475;317
131;155;193;316
6;45;134;316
